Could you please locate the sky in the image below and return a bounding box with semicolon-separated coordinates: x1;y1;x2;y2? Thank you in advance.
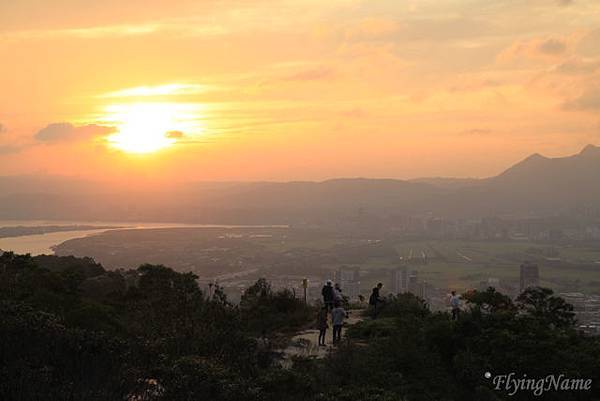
0;0;599;182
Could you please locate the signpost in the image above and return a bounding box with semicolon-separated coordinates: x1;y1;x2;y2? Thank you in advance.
302;278;309;305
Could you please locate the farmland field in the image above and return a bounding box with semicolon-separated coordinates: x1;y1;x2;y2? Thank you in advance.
382;240;600;294
52;227;600;295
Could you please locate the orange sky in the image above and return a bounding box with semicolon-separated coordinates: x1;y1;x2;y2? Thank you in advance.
1;0;599;182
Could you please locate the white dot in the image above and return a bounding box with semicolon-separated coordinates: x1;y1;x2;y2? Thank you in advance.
484;372;492;379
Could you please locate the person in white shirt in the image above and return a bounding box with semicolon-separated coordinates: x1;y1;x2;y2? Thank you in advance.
331;302;347;345
450;291;461;320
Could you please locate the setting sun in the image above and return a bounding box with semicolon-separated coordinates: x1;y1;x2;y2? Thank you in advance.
104;103;191;154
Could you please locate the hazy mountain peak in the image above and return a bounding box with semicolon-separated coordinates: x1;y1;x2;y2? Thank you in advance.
500;144;600;177
579;144;599;157
523;152;548;162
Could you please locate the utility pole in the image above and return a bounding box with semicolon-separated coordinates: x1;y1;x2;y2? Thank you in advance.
302;278;309;305
208;282;214;300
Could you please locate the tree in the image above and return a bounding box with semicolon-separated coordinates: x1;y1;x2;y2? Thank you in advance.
516;287;576;329
462;287;516;314
240;278;313;335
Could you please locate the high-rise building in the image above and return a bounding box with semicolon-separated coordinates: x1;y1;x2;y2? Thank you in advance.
408;270;420;295
391;267;408;294
392;268;428;300
519;262;539;293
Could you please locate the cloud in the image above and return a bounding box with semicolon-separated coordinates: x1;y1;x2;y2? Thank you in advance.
166;130;184;139
0;144;24;155
0;123;6;134
98;83;214;98
283;67;335;82
578;29;600;57
498;37;568;63
35;123;115;142
460;128;493;136
4;23;160;41
563;88;600;110
340;108;368;119
341;17;402;41
554;57;600;74
538;38;567;55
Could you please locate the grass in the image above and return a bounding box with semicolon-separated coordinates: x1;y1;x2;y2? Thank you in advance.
357;240;600;293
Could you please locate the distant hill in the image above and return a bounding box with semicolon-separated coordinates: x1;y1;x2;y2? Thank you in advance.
0;145;599;223
443;144;600;217
409;177;481;189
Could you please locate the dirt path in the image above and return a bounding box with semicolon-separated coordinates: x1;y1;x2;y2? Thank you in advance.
279;310;364;367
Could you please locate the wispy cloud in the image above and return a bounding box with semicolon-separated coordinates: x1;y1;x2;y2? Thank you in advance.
35;123;115;142
4;23;160;40
563;88;600;111
460;128;494;136
166;130;185;139
554;57;600;74
498;36;570;63
538;38;567;55
98;84;216;99
0;144;24;155
282;67;335;82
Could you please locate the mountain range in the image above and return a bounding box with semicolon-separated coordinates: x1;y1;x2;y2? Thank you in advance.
1;145;599;224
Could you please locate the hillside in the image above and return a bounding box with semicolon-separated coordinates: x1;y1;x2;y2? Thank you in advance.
0;145;598;222
1;251;599;401
444;144;600;217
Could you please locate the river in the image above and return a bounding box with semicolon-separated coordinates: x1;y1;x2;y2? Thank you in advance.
0;220;287;256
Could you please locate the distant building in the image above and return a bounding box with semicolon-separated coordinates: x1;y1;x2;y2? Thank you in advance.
560;293;600;335
408;270;420;295
519;262;539;293
334;267;361;299
419;280;432;301
478;277;500;291
415;281;425;299
391;267;409;294
391;267;429;300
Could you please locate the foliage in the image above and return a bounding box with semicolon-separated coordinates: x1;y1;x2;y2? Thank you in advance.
1;251;599;401
0;301;135;401
240;278;314;335
516;286;576;328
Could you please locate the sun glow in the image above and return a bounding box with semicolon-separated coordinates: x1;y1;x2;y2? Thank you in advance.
103;103;199;154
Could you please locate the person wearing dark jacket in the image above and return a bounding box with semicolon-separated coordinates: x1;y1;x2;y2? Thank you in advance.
369;282;383;318
316;305;328;346
322;280;334;310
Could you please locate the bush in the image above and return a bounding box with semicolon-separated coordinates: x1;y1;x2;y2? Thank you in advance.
240;278;314;335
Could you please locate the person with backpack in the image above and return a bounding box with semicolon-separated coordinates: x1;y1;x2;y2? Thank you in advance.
321;280;334;310
369;282;383;319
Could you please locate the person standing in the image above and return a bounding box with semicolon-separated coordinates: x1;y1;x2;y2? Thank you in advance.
369;282;383;319
450;291;461;320
317;305;328;346
331;302;347;345
322;280;334;310
333;282;343;304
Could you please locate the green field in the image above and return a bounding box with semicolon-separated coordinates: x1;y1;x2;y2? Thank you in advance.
258;234;600;294
55;227;600;295
374;240;600;293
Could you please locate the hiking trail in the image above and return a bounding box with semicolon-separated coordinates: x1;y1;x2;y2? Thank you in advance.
279;309;365;367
